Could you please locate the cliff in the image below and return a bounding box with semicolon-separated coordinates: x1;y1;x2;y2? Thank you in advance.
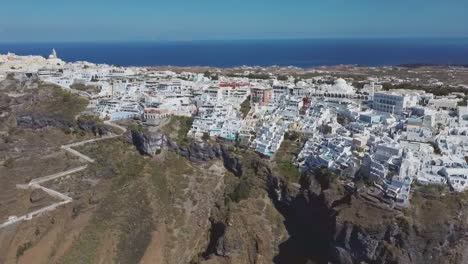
128;130;243;176
126;127;468;264
271;170;468;264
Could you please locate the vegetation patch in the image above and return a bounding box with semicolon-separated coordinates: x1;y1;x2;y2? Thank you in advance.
274;132;303;183
277;161;301;183
228;180;252;203
63;139;156;264
382;82;468;96
35;83;88;121
16;241;33;259
159;116;194;145
70;82;100;93
225;151;271;203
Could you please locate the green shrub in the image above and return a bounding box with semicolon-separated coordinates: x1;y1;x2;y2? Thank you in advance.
229;180;251;203
278;161;301;183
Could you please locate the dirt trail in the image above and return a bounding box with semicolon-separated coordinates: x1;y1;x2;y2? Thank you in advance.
0;121;126;230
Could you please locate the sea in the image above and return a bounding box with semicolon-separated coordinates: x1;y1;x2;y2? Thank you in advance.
1;38;468;68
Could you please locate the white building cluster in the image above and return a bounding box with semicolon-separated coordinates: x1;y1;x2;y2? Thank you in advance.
2;50;467;207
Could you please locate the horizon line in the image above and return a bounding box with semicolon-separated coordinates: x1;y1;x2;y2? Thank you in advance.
1;36;468;44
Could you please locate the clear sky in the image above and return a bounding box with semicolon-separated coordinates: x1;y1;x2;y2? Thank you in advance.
1;0;467;42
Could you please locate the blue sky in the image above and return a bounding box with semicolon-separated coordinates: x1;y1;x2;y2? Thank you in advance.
1;0;467;42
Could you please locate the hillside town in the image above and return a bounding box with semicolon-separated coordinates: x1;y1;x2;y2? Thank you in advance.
2;50;468;208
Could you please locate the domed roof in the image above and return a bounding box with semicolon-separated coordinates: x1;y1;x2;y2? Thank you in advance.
331;78;354;94
335;78;347;85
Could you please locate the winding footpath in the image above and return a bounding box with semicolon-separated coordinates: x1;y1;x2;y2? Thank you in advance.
0;121;126;230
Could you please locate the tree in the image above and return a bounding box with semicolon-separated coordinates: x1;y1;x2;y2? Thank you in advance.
337;114;349;125
429;141;441;155
240;96;251;118
202;132;210;141
277;75;288;81
321;124;332;135
458;97;468;106
229;180;251;202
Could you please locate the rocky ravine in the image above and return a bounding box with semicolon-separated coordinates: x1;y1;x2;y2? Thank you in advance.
271;170;468;264
129;129;468;264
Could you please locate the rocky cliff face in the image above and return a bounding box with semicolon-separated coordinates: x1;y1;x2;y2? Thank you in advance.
271;171;468;264
128;128;468;264
128;130;167;155
15;114;110;136
76;117;110;136
128;130;243;176
127;129;287;263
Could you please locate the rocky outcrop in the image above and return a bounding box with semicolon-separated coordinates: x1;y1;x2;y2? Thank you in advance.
0;73;39;92
76;118;110;136
128;130;167;155
169;141;243;177
167;140;223;161
17;114;74;130
128;130;243;176
16;114;109;136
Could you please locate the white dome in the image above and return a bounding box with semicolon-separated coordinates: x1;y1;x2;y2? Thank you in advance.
331;78;355;94
335;78;347;85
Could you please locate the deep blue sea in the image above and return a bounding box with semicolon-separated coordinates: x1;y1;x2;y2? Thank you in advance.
1;39;468;68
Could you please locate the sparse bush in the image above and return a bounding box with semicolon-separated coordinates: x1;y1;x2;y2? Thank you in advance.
229;180;251;202
16;241;32;258
202;132;210;141
129;123;145;132
3;157;15;168
382;82;468;96
416;183;448;196
277;75;288;81
247;73;271;80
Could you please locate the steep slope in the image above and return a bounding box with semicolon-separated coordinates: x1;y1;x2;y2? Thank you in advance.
272;170;468;264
